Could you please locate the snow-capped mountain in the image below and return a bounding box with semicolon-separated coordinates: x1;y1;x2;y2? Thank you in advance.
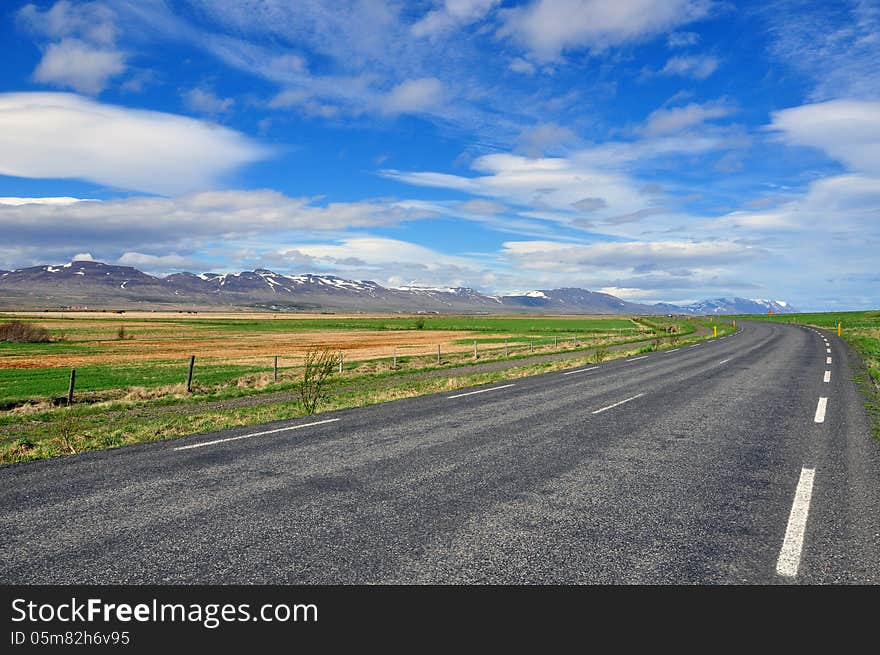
681;297;796;315
0;260;795;315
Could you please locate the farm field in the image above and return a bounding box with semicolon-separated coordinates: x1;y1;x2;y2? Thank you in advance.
0;312;679;406
0;312;728;464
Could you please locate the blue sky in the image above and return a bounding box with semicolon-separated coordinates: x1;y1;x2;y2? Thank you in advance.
0;1;878;310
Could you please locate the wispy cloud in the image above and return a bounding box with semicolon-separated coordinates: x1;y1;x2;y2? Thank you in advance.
498;0;715;61
640;99;735;136
659;54;719;79
763;0;880;101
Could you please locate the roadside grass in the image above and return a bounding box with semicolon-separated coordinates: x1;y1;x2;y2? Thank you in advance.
1;345;651;465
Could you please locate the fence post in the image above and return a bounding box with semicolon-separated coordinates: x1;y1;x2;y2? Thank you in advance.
573;335;577;348
504;339;508;357
474;340;478;360
339;351;344;374
67;368;76;406
554;336;558;349
273;355;278;382
393;347;397;370
186;355;195;392
437;344;441;365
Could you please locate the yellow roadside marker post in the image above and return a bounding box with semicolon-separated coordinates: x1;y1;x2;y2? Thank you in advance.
713;325;717;338
838;323;842;336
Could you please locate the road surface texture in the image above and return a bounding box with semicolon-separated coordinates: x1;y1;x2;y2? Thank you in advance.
2;321;878;584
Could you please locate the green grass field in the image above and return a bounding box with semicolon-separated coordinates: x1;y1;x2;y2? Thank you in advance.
0;361;266;407
20;314;643;336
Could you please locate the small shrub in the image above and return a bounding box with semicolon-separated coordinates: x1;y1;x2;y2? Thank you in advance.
593;346;609;364
0;321;51;343
54;411;82;455
414;317;426;330
296;348;337;415
117;325;127;340
651;331;663;351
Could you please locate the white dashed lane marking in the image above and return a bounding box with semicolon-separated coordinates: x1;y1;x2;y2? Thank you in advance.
592;393;644;415
174;418;340;451
776;468;816;578
562;366;599;376
447;384;516;399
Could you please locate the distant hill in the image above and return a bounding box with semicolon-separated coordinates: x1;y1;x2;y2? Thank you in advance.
0;260;797;315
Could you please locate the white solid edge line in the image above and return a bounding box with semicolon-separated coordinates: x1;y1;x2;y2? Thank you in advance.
563;366;600;376
689;343;701;348
174;418;340;451
666;348;680;353
826;356;832;364
626;355;649;361
447;383;515;399
776;467;816;578
823;371;831;383
814;397;828;423
592;393;644;415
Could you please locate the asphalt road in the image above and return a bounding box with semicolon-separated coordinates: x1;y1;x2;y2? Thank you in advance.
2;321;878;584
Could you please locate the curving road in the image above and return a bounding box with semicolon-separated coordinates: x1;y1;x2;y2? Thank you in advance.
2;321;878;584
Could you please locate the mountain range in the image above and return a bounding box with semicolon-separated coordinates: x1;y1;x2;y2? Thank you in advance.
0;260;796;315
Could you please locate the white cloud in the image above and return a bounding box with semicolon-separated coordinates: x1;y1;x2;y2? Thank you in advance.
499;0;714;61
457;199;507;215
182;87;235;116
502;239;757;270
17;1;117;43
411;0;500;37
71;252;94;262
659;54;719;79
641;100;734;136
0;191;432;253
277;236;497;289
0;196;92;206
768;99;880;175
516;122;578;155
18;1;128;95
33;38;126;94
383;136;741;233
711;170;880;310
509;57;536;74
0;93;269;195
667;31;699;47
117;252;206;274
382;78;446;114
